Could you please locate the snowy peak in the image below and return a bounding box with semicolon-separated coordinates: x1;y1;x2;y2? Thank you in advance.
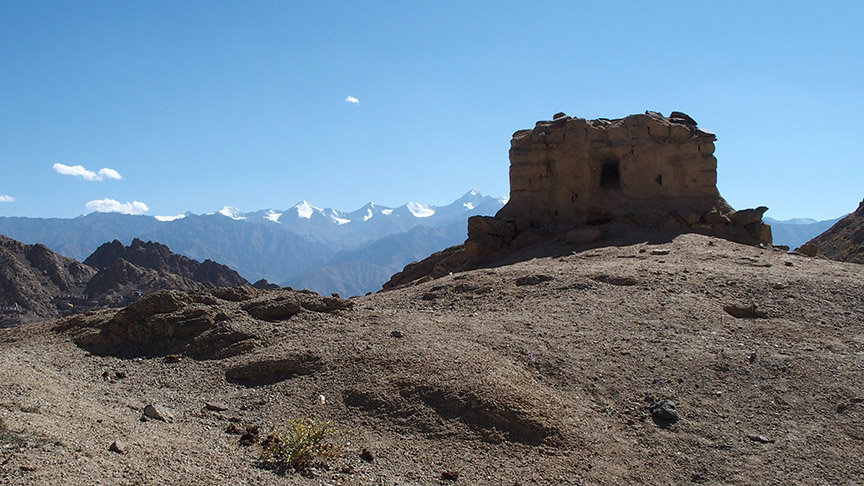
293;201;320;219
264;210;283;223
217;206;246;220
326;208;351;225
196;190;505;228
154;212;188;222
406;202;435;218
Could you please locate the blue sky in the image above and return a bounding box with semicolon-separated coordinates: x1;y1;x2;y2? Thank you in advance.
1;1;861;220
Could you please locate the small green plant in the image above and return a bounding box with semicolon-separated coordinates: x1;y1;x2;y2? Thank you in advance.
260;417;340;471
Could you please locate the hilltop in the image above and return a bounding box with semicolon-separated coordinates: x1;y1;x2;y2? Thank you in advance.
1;232;862;484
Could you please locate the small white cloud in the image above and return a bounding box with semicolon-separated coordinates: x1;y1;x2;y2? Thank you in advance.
97;168;122;180
53;163;123;181
0;194;14;202
85;198;149;215
345;95;359;104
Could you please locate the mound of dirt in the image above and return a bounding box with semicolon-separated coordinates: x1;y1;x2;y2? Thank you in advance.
1;232;863;484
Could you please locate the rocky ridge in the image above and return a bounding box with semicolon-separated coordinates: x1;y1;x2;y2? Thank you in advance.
797;197;864;264
0;235;96;325
1;235;252;323
85;238;249;289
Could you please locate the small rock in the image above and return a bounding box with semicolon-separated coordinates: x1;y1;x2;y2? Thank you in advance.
225;423;243;435
650;249;670;256
650;399;680;425
109;440;127;453
360;447;374;462
441;470;460;481
748;434;775;444
114;371;127;379
205;402;229;412
669;111;697;126
143;404;175;422
390;330;404;338
164;354;182;363
795;243;818;257
723;303;767;319
515;274;554;286
239;426;260;446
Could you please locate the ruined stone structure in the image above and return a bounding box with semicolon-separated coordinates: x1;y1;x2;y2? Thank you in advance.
465;111;772;257
383;111;773;290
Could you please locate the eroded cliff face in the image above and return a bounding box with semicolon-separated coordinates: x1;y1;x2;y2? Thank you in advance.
466;111;771;257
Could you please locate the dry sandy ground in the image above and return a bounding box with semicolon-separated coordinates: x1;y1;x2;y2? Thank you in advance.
1;232;863;485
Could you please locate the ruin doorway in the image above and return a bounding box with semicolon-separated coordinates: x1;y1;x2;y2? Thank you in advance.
600;159;621;190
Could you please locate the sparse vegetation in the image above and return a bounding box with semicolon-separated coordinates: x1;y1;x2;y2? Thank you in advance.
260;417;340;471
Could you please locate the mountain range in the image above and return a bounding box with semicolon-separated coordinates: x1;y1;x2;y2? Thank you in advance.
763;216;844;249
0;190;506;297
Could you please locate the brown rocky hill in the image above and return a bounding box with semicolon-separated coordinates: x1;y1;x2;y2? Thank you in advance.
84;259;208;307
85;238;249;288
0;232;862;484
797;198;864;264
0;234;96;324
1;234;252;323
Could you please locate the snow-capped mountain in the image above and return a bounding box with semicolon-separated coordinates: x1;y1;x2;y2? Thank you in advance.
228;189;502;230
0;190;507;297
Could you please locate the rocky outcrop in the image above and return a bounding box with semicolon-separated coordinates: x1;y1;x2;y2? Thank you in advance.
61;287;351;358
0;235;96;324
85;238;249;288
466;111;771;258
1;233;255;324
797;198;864;264
85;259;206;306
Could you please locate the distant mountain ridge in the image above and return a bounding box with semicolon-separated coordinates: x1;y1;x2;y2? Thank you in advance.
0;190;507;296
764;216;845;249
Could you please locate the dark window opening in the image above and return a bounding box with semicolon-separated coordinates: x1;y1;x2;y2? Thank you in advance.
600;160;621;190
655;174;663;186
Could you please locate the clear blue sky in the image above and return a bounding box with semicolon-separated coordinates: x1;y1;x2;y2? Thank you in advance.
1;1;861;220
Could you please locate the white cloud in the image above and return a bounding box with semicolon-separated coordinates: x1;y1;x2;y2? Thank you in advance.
85;198;149;215
97;168;122;180
53;163;123;181
345;96;359;104
0;195;14;202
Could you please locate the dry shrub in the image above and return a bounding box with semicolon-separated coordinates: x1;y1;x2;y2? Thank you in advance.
260;417;340;471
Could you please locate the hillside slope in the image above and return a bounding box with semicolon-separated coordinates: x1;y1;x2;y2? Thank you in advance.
800;198;864;264
1;232;862;484
0;235;96;323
